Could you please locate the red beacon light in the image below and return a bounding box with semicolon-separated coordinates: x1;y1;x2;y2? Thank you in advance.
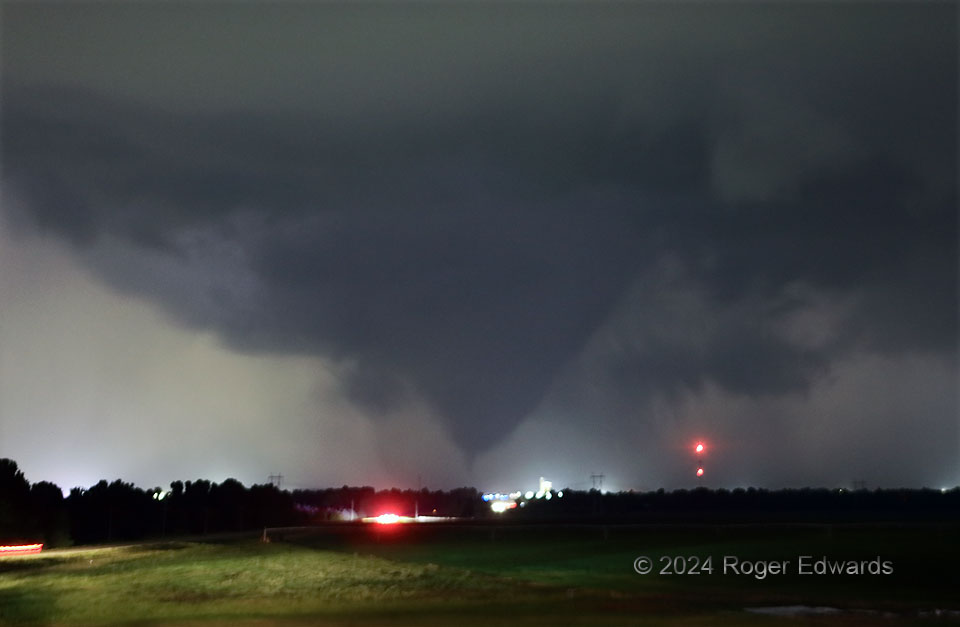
696;467;704;478
695;443;704;454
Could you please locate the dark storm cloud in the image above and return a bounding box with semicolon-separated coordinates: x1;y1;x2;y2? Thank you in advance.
4;81;662;448
2;3;956;458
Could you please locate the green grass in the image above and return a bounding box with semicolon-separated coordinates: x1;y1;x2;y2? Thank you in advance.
1;524;958;625
0;540;522;625
322;523;960;606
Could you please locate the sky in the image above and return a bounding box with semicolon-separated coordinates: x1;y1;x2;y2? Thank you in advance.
0;2;957;494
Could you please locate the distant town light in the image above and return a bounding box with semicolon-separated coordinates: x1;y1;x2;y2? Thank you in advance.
557;491;563;498
525;491;534;499
539;477;553;493
490;500;517;513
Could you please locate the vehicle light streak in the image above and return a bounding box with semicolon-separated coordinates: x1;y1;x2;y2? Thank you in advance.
0;543;43;555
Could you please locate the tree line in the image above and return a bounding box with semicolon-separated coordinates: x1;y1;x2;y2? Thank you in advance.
514;485;960;523
0;459;479;546
2;458;957;547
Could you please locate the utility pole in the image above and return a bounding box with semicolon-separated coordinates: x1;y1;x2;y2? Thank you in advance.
415;474;421;519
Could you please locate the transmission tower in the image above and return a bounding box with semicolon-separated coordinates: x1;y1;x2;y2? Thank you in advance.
591;473;605;491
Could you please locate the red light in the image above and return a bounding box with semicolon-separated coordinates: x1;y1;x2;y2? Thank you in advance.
374;513;400;525
696;468;704;477
0;543;43;555
695;443;704;454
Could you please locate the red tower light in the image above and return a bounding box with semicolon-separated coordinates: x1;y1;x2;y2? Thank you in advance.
696;467;704;478
695;443;704;454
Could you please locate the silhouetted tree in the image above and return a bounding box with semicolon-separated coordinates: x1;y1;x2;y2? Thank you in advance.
0;459;33;540
30;481;70;547
210;478;247;531
183;480;212;534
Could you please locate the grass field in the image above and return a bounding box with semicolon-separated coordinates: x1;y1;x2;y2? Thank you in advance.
1;523;957;625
